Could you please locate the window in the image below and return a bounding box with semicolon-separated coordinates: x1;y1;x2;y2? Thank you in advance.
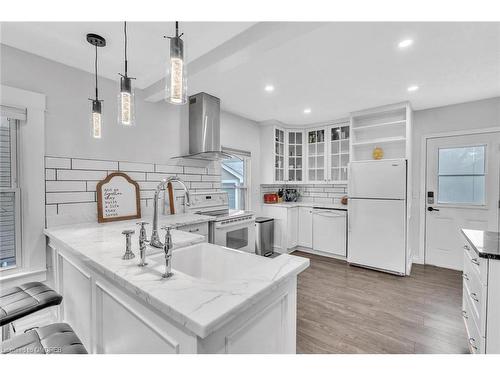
0;116;21;269
437;145;486;205
221;148;251;210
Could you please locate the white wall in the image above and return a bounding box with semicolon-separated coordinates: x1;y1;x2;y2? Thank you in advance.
1;44;262;212
220;111;261;213
410;97;500;263
1;44;189;163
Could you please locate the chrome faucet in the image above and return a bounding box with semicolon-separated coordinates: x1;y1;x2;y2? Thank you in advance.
136;221;149;266
150;176;191;248
161;225;174;279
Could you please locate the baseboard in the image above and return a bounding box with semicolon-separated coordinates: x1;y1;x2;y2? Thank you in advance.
291;246;347;261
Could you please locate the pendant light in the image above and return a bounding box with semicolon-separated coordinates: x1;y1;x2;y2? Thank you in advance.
118;21;136;126
87;33;106;139
164;22;187;105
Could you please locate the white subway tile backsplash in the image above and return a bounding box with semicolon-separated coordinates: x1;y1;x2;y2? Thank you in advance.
45;169;56;180
201;175;220;182
46;181;87;192
155;164;183;174
57;169;107;181
45;156;221;227
138;181;162;190
146;172;171;181
184;166;207;175
176;174;202;182
46;157;71;169
72;158;118;171
46;191;95;204
112;171;147;181
190;181;213;189
119;161;154;172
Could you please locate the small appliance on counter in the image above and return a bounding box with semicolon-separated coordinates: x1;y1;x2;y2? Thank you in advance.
284;188;299;202
263;193;278;204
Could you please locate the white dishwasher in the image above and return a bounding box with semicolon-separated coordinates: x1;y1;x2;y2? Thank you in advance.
312;208;347;257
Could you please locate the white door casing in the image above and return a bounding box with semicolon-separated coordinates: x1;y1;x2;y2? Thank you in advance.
425;132;500;270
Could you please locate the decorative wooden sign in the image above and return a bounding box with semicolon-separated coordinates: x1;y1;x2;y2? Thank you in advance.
97;172;141;223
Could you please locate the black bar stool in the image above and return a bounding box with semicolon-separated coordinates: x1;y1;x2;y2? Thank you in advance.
1;281;87;354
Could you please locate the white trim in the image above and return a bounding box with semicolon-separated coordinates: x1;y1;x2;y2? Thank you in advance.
0;85;46;282
419;126;500;265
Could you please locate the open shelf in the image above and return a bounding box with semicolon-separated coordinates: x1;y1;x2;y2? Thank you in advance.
351;136;406;146
352;120;406;131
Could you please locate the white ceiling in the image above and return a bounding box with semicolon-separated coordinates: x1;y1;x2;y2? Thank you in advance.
1;22;499;124
0;22;256;88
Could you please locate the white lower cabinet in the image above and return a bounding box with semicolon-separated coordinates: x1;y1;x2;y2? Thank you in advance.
298;207;313;248
260;205;298;253
461;241;500;353
261;204;347;257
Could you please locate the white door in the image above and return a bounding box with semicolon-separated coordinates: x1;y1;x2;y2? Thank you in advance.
348;198;406;274
425;132;500;270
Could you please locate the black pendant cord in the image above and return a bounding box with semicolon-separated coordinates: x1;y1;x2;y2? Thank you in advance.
94;44;99;101
124;21;128;77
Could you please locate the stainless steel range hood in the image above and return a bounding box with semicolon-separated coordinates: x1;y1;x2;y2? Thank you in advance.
174;92;232;161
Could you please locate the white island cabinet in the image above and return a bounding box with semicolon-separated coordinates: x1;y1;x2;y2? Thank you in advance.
44;218;309;354
461;229;500;354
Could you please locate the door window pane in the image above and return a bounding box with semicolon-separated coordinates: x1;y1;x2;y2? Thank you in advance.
437;146;486;205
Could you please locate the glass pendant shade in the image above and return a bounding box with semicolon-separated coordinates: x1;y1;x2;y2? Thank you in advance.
91;100;102;139
166;36;187;105
118;76;135;126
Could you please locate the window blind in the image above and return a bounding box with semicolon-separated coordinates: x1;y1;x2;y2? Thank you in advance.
0;116;18;268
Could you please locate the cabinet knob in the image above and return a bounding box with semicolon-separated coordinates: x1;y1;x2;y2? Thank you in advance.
462;310;468;319
462;273;469;281
470;292;479;302
463;244;470;251
471;258;480;266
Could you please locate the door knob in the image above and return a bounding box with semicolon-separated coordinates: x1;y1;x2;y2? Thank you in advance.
427;207;440;212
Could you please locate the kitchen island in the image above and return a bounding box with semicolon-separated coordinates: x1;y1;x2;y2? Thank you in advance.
461;229;500;353
44;215;309;354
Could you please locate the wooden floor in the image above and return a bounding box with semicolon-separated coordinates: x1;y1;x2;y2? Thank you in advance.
294;251;469;354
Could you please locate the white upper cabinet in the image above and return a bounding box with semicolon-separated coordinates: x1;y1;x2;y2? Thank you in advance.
274;127;286;182
306;128;326;183
328;121;350;183
287;130;304;182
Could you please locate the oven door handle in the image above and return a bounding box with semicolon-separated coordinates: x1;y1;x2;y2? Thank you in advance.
215;218;255;229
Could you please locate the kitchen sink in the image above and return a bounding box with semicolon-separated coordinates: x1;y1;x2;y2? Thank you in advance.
149;242;269;282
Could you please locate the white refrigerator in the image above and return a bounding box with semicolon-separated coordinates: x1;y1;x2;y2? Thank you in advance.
348;159;407;275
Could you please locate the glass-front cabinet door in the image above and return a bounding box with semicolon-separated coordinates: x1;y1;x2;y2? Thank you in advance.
307;129;326;182
287;131;303;182
329;123;350;182
274;128;285;182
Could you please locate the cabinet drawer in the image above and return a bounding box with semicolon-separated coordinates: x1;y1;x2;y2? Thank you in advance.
462;286;484;354
463;243;488;284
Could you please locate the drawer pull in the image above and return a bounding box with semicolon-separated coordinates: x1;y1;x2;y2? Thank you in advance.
462;273;469;281
471;258;480;266
462;310;468;319
189;228;200;233
469;337;478;350
464;245;470;251
470;292;479;302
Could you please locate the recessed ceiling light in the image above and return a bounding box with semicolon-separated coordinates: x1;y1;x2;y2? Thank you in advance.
398;39;414;49
264;85;275;92
303;108;311;114
407;85;419;92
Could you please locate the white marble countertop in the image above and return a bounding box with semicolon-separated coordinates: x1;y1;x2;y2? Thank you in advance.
154;212;215;227
262;201;348;210
44;217;309;339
